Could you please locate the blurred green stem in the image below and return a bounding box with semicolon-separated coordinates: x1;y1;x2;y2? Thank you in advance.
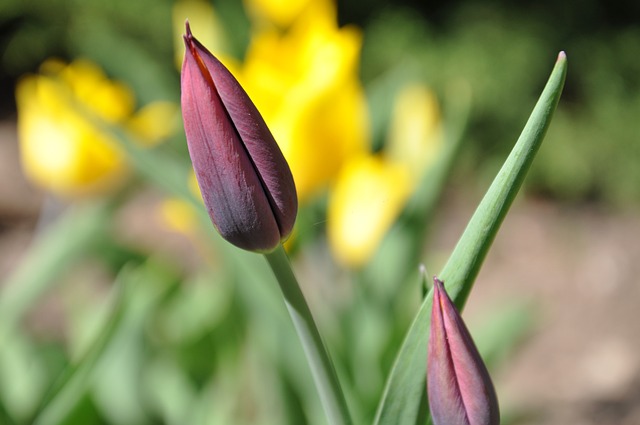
264;245;352;425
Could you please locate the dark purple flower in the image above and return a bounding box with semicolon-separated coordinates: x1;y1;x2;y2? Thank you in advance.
181;21;297;252
428;277;500;425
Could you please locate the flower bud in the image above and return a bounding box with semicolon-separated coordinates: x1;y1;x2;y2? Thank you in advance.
181;21;297;252
428;277;499;425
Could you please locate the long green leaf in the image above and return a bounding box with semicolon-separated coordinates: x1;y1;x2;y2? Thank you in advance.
31;259;176;425
374;52;567;425
30;268;129;425
0;201;112;344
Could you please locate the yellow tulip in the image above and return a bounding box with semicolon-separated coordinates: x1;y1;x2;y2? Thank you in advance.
16;59;177;198
328;84;443;267
328;155;412;267
238;0;370;201
159;172;203;233
386;84;443;178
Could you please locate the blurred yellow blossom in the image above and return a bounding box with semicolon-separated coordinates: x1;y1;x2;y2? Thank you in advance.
386;84;443;178
237;0;370;201
160;198;199;236
328;84;443;267
127;102;180;144
328;155;412;267
160;172;202;236
16;59;177;198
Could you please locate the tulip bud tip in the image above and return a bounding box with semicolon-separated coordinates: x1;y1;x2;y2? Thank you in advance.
180;24;298;252
427;274;500;425
433;276;444;290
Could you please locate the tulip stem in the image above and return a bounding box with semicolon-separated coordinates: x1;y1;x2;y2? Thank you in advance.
264;245;352;425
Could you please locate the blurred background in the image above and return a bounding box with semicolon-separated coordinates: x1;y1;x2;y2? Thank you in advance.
0;0;639;424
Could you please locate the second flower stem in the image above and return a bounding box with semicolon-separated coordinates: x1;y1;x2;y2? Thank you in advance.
264;245;352;425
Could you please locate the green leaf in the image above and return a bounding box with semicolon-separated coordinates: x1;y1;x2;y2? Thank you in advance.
31;259;176;425
0;398;16;425
0;201;112;343
373;52;567;425
30;265;129;425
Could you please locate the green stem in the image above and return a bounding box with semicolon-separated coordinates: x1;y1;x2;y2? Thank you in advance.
264;245;352;425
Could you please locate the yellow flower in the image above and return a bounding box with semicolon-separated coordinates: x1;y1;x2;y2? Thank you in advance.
160;172;202;235
328;155;412;267
238;0;370;201
160;198;199;236
386;84;443;178
328;84;443;267
16;59;177;198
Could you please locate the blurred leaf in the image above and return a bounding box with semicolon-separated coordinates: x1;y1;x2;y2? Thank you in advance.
473;300;536;369
31;259;177;425
0;332;48;422
215;0;252;58
30;265;129;425
365;62;421;150
0;0;21;22
373;52;567;425
143;355;198;425
0;399;16;425
0;201;113;344
69;14;178;104
154;271;233;344
92;259;178;425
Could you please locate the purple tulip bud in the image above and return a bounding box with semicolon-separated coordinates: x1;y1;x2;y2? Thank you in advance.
180;21;297;252
428;277;500;425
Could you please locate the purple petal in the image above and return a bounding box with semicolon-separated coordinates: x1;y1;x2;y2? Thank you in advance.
428;277;499;425
184;23;297;241
181;26;281;251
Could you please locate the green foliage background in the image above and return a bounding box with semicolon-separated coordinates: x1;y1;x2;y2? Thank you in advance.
0;0;632;424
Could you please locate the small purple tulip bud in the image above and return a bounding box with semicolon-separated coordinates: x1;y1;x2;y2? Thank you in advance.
428;277;500;425
180;21;297;252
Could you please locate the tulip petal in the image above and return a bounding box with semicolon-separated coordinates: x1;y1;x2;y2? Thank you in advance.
182;29;281;251
428;277;499;425
184;22;297;241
